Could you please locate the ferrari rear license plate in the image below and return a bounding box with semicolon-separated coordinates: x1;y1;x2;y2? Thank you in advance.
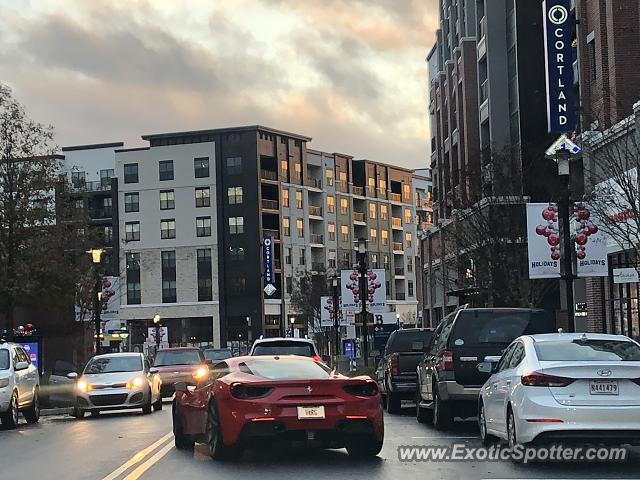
297;406;325;419
590;380;619;395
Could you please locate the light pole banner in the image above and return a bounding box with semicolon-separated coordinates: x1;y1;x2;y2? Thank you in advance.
340;269;386;313
320;296;346;327
100;276;120;321
527;203;561;279
574;203;608;277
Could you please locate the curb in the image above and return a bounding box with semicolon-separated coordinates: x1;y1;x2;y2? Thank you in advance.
41;407;73;417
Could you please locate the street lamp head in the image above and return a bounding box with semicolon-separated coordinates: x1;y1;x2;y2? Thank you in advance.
87;248;105;264
356;237;367;254
290;316;295;325
153;314;161;324
331;277;338;287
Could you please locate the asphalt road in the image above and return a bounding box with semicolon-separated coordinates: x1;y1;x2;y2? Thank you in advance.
2;401;640;480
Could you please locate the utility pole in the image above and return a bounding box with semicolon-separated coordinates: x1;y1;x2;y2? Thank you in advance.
331;277;340;360
357;238;369;367
557;148;575;332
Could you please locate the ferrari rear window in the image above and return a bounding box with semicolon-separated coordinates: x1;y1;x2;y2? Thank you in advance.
239;358;331;380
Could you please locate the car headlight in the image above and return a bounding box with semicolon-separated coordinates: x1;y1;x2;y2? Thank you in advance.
193;366;208;380
0;378;9;388
126;377;145;389
77;380;92;392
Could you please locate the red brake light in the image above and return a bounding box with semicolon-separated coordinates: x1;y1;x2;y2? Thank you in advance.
521;372;574;387
312;355;322;362
441;351;454;371
390;355;399;376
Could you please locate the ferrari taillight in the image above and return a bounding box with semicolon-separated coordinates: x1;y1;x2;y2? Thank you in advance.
230;383;273;399
343;382;379;397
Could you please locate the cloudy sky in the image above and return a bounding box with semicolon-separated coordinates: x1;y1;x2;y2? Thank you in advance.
0;0;438;168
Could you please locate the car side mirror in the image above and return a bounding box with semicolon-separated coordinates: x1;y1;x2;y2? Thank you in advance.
15;361;29;371
66;372;78;379
149;367;159;374
477;362;496;374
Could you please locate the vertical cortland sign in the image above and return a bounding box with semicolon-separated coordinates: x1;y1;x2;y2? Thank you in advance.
527;203;562;279
543;0;576;132
574;203;608;277
263;236;275;295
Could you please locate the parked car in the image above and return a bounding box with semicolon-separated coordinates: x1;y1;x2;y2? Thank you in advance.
249;337;321;360
172;355;383;459
376;328;434;414
478;333;640;448
70;353;161;418
203;348;233;362
416;307;555;429
0;341;40;428
153;347;208;398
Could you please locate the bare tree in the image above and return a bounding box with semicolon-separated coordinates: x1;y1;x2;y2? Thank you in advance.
289;270;329;355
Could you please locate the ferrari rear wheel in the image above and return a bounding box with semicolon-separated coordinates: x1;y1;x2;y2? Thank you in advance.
346;437;383;458
206;401;240;460
172;402;194;450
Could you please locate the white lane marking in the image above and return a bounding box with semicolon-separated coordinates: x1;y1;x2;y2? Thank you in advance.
101;432;173;480
122;440;175;480
411;436;478;439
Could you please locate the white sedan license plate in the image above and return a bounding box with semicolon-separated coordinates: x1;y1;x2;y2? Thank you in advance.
590;380;619;395
297;406;325;419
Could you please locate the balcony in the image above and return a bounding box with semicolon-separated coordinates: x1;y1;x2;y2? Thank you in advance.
353;212;366;224
307;178;322;189
90;207;113;219
389;193;402;203
263;228;280;240
393;242;404;252
70;180;112;193
260;169;278;181
391;217;403;229
311;262;325;272
338;180;348;192
261;199;279;211
352;186;364;196
310;234;324;245
309;206;323;218
480;79;489;104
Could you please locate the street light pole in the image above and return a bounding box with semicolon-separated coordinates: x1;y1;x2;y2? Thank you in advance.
153;314;161;351
331;277;340;360
557;151;575;333
357;238;369;367
87;249;104;355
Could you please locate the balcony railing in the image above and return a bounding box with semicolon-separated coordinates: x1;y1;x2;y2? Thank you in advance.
479;16;486;40
393;242;404;251
307;178;322;189
395;268;405;276
261;199;279;210
70;180;112;193
392;217;402;228
309;206;323;217
260;169;278;181
480;79;488;104
90;207;113;219
310;234;324;244
338;180;348;191
389;193;402;202
312;262;325;272
353;212;365;223
352;186;364;196
263;228;280;240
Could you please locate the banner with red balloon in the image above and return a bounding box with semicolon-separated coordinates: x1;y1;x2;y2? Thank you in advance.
340;268;386;313
574;203;609;277
527;203;562;279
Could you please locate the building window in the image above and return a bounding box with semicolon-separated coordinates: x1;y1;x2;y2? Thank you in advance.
381;229;388;246
327;196;335;213
197;216;212;237
71;171;86;188
340;198;348;215
280;159;288;172
367;177;375;195
161;251;177;303
405;208;412;224
299;248;306;266
341;251;351;268
339;171;347;189
104;226;113;243
226;156;242;174
407;256;413;272
369;203;376;219
328;250;336;268
282;189;289;207
296;190;303;209
125;222;140;242
328;222;335;241
286;277;293;295
406;232;413;248
194;157;209;178
75;199;84;209
124;163;138;184
195;187;210;207
124;192;139;212
229;246;245;262
294;163;302;180
341;225;349;242
326;168;334;186
589;38;597;80
227;186;243;205
383;255;390;271
197;248;213;301
379;178;386;193
403;184;411;201
283;217;290;236
370;253;378;268
370;228;377;242
408;280;414;297
160;190;175;210
161;219;176;239
296;218;304;237
285;247;292;265
228;216;243;235
126;253;141;304
159;160;174;181
380;205;388;220
100;169;114;187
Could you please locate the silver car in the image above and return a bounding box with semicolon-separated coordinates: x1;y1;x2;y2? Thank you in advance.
0;341;40;428
69;353;162;418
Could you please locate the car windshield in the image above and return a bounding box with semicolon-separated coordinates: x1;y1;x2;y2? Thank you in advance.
84;356;142;374
239;358;331;380
252;341;314;356
387;331;433;353
154;350;202;366
535;339;640;362
0;350;9;370
453;310;554;346
204;349;232;361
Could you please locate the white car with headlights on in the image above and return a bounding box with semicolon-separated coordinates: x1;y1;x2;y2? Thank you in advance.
478;333;640;447
69;353;162;418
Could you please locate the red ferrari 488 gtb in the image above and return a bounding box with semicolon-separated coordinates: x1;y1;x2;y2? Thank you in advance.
172;355;384;460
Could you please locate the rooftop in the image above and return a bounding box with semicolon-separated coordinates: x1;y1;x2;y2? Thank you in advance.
141;125;312;142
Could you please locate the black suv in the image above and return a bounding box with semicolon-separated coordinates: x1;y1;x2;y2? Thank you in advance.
416;307;555;429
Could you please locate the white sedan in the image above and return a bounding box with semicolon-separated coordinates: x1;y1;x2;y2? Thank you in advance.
478;333;640;446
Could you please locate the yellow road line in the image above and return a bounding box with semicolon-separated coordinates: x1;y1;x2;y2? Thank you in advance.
122;441;175;480
101;432;173;480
